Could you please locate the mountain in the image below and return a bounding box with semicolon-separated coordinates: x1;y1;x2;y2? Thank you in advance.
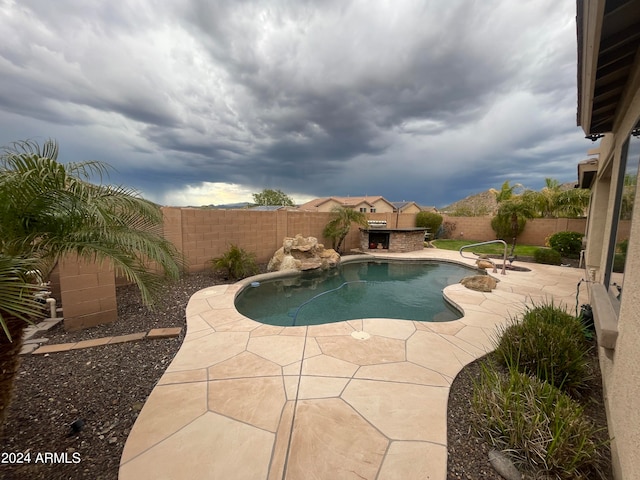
441;190;498;216
441;182;579;216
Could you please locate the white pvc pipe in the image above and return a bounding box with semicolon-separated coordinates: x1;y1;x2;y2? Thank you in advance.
46;297;57;319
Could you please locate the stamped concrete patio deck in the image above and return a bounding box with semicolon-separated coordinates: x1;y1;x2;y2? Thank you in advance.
119;249;589;480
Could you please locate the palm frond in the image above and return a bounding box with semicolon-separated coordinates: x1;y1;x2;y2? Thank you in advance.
1;139;183;312
0;256;44;341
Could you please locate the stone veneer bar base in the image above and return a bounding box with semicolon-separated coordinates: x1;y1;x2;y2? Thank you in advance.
359;228;426;253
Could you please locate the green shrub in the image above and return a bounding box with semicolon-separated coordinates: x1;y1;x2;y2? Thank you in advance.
617;238;629;255
533;247;561;265
613;239;628;273
211;244;259;281
415;211;443;238
472;364;607;479
548;231;584;258
494;302;592;394
613;253;626;273
491;214;525;240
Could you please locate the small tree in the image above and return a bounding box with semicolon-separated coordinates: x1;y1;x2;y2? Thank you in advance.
491;214;526;240
415;211;443;238
252;188;295;206
322;207;367;254
494;190;538;256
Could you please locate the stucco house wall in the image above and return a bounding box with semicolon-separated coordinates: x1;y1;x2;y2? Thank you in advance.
577;1;640;477
298;196;396;213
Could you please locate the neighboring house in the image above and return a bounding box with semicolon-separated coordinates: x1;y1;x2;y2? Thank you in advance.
390;201;423;214
248;205;293;211
298;196;396;213
419;205;439;213
576;1;640;478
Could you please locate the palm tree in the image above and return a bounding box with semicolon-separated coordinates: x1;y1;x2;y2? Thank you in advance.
489;180;524;203
0;139;182;424
552;188;591;218
322;207;367;254
531;178;590;218
537;178;561;218
495;190;539;256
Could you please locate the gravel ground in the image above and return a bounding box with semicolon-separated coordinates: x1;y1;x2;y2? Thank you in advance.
446;351;612;479
0;272;219;480
1;267;610;479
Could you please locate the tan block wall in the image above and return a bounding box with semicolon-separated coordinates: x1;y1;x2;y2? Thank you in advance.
55;208;598;332
163;208;412;272
164;210;593;272
162;207;183;254
441;215;590;246
519;218;589;246
441;216;496;241
58;254;117;331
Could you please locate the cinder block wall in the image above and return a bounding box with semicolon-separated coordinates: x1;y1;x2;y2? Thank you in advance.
519;218;588;246
161;210;595;272
58;254;117;331
162;208;410;272
55;209;600;332
441;215;591;246
441;215;496;241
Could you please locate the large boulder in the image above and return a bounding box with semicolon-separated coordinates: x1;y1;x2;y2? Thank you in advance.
268;234;340;272
460;275;499;292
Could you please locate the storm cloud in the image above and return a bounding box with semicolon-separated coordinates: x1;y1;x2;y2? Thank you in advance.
0;0;588;207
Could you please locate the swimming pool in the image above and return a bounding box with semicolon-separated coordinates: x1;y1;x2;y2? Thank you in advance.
235;259;477;326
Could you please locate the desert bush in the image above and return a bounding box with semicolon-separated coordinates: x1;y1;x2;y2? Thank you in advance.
491;214;525;240
494;302;592;394
548;231;584;258
415;211;443;237
534;247;561;265
438;220;457;239
472;364;607;479
211;244;259;281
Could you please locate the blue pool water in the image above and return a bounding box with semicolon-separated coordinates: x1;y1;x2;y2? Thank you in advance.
235;260;476;326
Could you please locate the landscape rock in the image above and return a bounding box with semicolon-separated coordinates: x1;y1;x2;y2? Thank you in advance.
488;449;522;480
476;254;497;272
460;275;499;292
268;234;340;272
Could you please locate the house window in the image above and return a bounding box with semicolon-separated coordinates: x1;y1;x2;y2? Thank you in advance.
370;208;376;213
604;129;639;300
359;208;367;213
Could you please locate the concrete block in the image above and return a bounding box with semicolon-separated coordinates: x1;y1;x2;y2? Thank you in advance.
73;337;113;349
108;332;147;344
36;319;63;331
147;327;182;339
32;343;77;354
22;326;41;340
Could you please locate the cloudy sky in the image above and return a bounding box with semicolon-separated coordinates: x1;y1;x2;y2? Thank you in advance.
0;0;590;207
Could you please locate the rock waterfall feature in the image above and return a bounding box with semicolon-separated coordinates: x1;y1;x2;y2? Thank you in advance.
267;234;340;272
